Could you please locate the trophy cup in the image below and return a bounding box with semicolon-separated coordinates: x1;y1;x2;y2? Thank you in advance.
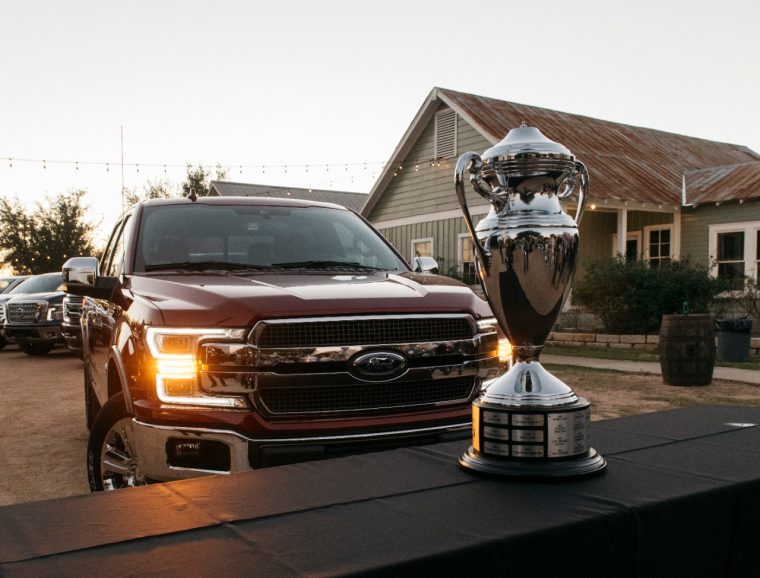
456;123;606;479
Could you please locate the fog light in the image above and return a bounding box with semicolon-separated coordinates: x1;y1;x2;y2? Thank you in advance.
162;378;194;396
166;438;231;471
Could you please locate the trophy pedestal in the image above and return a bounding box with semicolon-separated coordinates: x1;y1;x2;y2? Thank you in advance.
459;361;607;480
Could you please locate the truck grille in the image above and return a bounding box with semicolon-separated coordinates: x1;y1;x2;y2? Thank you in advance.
253;316;475;348
7;302;47;323
257;376;476;415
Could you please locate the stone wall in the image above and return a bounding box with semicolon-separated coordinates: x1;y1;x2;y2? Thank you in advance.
546;332;760;355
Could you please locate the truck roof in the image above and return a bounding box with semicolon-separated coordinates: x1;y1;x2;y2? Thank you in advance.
140;196;350;211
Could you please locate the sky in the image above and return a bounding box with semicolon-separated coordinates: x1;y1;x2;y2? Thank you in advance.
2;0;759;245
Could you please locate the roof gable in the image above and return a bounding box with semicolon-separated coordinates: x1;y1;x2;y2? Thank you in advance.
362;88;759;215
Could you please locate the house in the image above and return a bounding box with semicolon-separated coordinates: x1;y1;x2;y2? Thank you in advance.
361;88;760;287
209;181;368;212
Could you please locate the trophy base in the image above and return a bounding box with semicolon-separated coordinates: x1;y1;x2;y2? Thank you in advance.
458;390;607;480
459;446;607;480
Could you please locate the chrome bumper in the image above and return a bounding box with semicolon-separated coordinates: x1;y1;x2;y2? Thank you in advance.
131;418;471;482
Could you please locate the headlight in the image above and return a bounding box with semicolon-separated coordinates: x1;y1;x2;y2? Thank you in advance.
146;327;247;408
47;305;64;321
477;317;512;367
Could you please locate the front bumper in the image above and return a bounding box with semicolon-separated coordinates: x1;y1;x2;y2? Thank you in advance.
4;324;63;344
62;323;83;351
131;418;471;481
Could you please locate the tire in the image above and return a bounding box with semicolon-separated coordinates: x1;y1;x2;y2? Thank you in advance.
84;367;101;431
87;394;147;492
19;342;55;356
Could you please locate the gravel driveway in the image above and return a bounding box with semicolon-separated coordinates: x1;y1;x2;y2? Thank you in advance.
0;345;89;506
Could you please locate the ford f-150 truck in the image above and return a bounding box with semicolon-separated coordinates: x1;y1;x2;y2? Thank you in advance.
63;196;504;491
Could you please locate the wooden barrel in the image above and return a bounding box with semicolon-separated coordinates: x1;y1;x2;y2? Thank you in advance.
659;314;715;386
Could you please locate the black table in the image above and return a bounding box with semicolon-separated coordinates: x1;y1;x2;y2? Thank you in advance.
2;405;760;577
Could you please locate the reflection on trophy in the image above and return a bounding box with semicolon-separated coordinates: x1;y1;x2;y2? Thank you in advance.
456;124;606;479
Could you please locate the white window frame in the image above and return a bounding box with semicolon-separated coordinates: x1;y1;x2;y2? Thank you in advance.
643;224;674;265
457;233;477;284
708;221;760;279
611;231;642;259
411;237;434;262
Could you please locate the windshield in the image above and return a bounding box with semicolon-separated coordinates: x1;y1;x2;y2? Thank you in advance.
134;204;407;273
11;274;63;294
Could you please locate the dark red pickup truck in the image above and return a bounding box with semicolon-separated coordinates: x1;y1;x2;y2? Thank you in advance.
64;196;504;491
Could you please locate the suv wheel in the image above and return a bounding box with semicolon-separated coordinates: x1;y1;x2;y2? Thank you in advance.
19;342;55;356
87;394;147;491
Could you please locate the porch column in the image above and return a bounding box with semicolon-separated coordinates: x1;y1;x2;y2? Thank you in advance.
616;208;628;257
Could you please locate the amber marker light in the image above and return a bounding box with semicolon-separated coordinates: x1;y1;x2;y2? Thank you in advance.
146;327;247;408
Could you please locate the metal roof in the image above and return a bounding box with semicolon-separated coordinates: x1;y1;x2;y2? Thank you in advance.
683;162;760;205
362;88;759;215
210;181;368;211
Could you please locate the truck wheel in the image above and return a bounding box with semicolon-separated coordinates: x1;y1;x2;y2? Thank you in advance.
87;394;147;491
84;367;101;431
19;342;55;356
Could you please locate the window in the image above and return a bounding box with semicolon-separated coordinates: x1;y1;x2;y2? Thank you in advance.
644;226;672;269
611;232;641;261
458;234;477;285
708;221;760;283
434;108;457;159
411;237;433;262
103;215;132;277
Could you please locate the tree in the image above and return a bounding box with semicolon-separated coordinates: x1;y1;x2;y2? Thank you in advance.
0;190;96;275
180;163;228;197
124;178;176;207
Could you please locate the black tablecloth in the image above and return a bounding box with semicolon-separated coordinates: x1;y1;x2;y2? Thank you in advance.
1;405;759;577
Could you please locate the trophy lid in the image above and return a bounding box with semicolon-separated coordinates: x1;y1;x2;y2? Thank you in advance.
481;123;575;170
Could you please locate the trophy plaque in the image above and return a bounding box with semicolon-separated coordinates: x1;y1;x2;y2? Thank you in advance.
456;124;606;479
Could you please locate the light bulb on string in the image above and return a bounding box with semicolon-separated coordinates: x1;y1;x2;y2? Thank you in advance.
8;158;12;168
305;164;309;173
43;160;47;169
75;161;79;171
106;163;110;172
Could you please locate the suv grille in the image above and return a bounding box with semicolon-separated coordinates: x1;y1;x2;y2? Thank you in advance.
258;376;476;415
253;316;475;348
7;302;47;323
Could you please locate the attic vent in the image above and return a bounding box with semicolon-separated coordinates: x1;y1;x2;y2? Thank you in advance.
434;108;457;159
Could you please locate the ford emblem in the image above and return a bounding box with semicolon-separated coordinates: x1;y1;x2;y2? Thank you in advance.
351;351;408;381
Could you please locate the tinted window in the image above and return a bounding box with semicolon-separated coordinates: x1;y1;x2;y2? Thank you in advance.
11;274;63;294
134;204;407;272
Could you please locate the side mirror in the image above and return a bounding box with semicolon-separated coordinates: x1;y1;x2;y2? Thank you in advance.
62;257;119;300
62;257;98;287
412;256;439;274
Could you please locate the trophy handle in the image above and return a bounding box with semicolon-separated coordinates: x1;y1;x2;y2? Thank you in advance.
455;152;489;266
557;160;589;225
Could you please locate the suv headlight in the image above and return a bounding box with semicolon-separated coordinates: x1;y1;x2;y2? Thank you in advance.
47;305;64;322
146;327;247;408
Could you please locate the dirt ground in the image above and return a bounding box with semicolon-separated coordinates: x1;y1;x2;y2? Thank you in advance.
1;344;758;507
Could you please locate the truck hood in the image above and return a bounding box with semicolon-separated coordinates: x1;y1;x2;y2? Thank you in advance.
128;271;492;327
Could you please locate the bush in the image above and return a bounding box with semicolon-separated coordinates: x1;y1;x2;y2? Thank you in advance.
573;258;726;334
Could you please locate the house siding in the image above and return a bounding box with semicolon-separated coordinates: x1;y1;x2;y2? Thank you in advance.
681;199;760;266
369;112;492;223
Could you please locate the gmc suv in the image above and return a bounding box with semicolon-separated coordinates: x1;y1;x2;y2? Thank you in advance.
64;196;504;491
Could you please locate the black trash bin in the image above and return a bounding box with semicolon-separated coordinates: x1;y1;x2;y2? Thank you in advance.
715;318;753;362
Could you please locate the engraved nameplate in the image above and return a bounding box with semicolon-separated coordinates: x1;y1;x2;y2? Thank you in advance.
511;444;545;458
483;411;510;425
483;426;510;440
512;429;544;443
547;408;590;457
512;414;544;427
484;441;510;456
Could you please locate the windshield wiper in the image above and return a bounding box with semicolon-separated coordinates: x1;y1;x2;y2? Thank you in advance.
144;261;273;272
270;260;389;271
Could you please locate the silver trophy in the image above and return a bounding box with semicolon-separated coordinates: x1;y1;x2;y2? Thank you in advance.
456;124;606;479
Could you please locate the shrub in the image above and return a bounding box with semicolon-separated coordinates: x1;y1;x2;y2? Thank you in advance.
572;257;726;334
